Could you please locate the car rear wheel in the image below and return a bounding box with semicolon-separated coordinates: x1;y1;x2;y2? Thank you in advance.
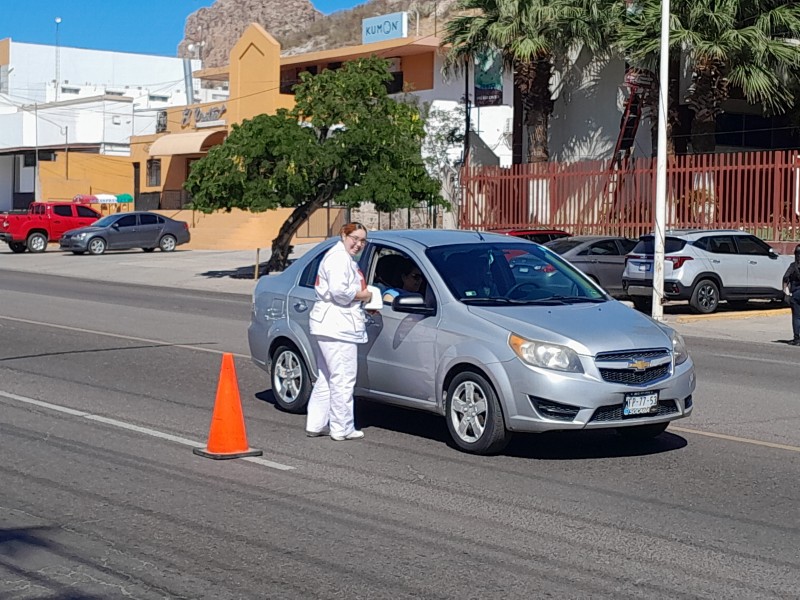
445;371;510;455
26;232;47;253
88;237;107;255
690;279;719;314
159;235;177;252
271;345;311;413
9;242;26;253
615;422;669;439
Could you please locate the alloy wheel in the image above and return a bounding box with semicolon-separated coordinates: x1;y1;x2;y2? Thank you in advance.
272;350;303;406
449;380;488;443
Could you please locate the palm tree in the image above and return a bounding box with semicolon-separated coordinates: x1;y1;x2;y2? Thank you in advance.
618;0;800;154
441;0;615;163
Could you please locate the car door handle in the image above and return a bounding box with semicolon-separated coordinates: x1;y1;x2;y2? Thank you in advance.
293;301;308;312
711;259;721;263
265;308;282;319
748;260;757;265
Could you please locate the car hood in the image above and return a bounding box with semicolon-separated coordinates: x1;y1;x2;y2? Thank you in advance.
467;300;673;355
64;226;105;236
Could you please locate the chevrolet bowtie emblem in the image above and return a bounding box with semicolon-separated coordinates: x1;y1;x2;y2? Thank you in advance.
628;359;651;371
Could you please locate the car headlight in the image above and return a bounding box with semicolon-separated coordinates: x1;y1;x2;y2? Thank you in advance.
509;333;583;373
672;331;689;365
76;232;87;239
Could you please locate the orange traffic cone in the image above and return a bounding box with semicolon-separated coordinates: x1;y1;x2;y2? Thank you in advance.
193;353;263;460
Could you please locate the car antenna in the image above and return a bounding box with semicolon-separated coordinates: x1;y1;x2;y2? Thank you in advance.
474;228;485;241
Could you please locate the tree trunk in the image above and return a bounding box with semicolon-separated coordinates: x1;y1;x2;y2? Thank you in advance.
516;58;554;164
264;196;330;274
685;57;727;154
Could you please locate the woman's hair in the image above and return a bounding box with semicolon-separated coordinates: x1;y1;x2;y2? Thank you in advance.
340;222;367;236
399;259;418;277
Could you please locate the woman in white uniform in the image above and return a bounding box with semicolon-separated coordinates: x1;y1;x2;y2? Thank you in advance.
306;223;374;440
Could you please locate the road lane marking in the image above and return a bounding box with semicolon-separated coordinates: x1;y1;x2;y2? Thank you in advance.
671;425;800;453
0;314;249;359
0;390;295;471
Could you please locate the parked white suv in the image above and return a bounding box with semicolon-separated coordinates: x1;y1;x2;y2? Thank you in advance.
622;229;792;314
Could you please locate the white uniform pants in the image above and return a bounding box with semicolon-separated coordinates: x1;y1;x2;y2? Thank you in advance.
306;336;358;437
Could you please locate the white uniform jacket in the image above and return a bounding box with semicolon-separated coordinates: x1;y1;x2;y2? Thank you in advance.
308;240;368;343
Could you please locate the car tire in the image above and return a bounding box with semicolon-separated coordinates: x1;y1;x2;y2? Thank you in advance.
615;422;669;439
631;296;652;313
445;371;510;455
690;279;719;314
87;237;107;255
142;247;155;253
9;242;26;253
159;235;177;252
26;232;47;253
270;345;311;413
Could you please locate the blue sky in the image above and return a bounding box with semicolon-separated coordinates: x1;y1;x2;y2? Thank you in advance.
1;0;363;57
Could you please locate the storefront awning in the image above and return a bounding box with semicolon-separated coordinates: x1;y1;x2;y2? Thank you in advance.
148;130;227;157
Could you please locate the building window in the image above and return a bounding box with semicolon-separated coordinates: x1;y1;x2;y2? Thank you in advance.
149;94;169;102
23;152;36;167
147;159;161;187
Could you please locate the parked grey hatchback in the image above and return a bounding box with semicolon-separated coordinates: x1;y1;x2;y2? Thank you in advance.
249;230;695;454
60;211;190;255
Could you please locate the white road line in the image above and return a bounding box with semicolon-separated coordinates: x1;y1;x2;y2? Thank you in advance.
0;390;295;471
0;314;248;359
671;426;800;453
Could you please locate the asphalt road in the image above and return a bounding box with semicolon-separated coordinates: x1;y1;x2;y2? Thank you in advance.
1;271;798;599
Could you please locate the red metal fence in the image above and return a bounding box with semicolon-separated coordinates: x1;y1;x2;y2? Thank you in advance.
460;150;800;244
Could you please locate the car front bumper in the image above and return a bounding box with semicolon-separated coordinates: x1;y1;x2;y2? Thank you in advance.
0;233;13;244
490;355;695;433
59;236;90;251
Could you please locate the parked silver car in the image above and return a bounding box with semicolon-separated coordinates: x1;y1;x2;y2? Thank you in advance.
249;230;695;454
545;235;637;298
622;229;792;314
60;211;190;255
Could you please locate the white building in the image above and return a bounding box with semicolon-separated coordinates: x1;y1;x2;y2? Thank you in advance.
0;38;230;211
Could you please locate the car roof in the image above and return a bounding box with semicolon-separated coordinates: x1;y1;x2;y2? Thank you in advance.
367;229;516;248
643;229;752;240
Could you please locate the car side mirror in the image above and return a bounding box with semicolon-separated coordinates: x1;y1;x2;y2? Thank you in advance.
111;223;120;230
768;248;778;259
392;293;435;315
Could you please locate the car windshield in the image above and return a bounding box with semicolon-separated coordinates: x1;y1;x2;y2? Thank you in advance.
545;239;583;254
93;215;119;227
426;242;607;306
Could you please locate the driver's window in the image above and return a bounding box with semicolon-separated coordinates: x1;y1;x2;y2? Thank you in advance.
117;215;137;228
369;248;432;308
736;236;770;256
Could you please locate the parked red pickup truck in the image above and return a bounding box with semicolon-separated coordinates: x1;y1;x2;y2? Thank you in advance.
1;202;101;253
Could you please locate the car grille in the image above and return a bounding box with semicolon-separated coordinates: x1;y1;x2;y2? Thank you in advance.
590;400;678;422
594;348;671;386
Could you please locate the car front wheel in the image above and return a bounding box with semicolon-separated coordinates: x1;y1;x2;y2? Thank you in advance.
445;371;510;455
690;279;719;314
270;345;311;413
88;237;107;255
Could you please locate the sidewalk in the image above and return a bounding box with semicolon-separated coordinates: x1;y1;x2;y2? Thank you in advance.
1;243;794;344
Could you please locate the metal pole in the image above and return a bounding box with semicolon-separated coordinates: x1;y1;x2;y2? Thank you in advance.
34;102;40;201
55;17;62;102
64;125;69;180
464;59;470;166
651;0;670;321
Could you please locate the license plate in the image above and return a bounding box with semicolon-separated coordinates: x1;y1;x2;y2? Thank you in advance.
623;392;659;416
638;263;651;272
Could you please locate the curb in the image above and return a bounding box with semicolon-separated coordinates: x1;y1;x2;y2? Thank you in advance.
675;307;790;323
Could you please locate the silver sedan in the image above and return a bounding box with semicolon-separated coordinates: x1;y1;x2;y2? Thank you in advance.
249;230;695;455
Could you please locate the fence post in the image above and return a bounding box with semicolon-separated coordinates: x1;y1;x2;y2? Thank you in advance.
254;248;260;280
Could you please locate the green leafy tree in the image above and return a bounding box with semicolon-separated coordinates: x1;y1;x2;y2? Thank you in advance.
617;0;800;154
185;57;442;272
440;0;615;163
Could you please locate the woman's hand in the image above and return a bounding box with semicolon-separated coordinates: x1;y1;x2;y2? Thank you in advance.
355;288;373;302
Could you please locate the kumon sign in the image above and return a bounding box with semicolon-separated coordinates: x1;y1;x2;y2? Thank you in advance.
362;12;408;44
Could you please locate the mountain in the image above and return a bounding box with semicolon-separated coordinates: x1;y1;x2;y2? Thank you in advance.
177;0;459;67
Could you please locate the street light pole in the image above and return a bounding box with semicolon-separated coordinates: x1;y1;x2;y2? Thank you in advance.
651;0;670;321
55;17;62;102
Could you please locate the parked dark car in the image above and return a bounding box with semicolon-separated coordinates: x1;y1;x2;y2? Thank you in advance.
545;236;637;298
488;228;571;245
60;211;190;255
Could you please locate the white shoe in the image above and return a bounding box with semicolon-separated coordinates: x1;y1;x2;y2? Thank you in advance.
305;427;330;437
330;430;364;441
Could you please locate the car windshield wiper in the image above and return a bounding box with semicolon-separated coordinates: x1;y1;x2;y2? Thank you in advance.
543;295;606;304
460;296;513;305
